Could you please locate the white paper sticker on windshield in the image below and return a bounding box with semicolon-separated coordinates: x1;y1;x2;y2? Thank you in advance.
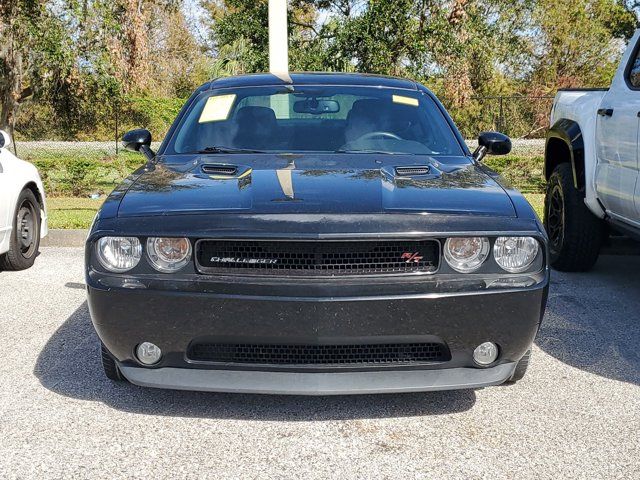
392;95;419;107
199;94;237;123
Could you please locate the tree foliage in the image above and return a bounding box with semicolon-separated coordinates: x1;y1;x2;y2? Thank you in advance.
1;0;638;139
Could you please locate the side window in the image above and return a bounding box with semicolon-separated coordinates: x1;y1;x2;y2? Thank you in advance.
628;49;640;88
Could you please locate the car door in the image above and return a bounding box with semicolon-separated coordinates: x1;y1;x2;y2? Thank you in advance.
595;38;640;224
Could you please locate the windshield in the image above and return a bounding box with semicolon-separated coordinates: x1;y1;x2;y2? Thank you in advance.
165;85;464;156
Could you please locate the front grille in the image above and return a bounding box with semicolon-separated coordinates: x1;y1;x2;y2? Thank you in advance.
188;343;450;366
195;239;440;276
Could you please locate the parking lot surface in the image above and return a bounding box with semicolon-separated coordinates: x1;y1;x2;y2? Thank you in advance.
1;247;639;479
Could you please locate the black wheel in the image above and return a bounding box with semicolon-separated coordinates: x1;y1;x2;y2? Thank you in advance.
544;163;604;271
101;343;127;382
505;350;531;384
0;189;41;271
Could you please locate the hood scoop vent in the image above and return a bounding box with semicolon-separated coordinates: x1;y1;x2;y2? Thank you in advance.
201;164;238;176
395;166;431;177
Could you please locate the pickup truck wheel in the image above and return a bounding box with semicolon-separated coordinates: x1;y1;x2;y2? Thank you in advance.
0;189;41;271
544;163;604;271
505;350;531;384
101;343;127;382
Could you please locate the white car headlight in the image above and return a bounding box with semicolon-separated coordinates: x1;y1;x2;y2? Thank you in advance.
493;236;539;273
146;237;192;272
96;236;142;273
444;237;490;273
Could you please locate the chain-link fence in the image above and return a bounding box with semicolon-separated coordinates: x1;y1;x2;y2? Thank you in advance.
6;95;551;197
457;96;555;139
9;95;553;155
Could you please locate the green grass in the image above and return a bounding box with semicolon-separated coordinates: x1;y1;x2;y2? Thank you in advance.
47;194;546;229
524;193;544;219
47;197;104;229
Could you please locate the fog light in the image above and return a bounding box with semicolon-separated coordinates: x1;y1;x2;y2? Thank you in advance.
136;342;162;365
473;342;498;366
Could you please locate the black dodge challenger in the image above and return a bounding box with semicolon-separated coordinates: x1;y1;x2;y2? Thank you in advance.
86;73;549;395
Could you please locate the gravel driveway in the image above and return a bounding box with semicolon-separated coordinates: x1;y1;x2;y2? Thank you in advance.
0;247;638;479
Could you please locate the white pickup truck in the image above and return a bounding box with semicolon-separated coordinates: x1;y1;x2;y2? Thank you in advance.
545;29;640;271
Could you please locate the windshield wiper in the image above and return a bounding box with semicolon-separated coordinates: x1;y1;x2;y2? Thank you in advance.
334;149;405;155
195;146;267;154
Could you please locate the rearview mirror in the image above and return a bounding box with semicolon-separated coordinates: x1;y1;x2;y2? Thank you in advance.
474;132;511;162
293;99;340;115
122;129;155;162
0;130;11;150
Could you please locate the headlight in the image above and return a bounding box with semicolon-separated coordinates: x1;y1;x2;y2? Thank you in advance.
444;237;490;273
493;236;539;273
96;236;142;273
146;237;192;272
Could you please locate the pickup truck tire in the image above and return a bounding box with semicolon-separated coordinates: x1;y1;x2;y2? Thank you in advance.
101;343;127;382
544;163;604;272
0;189;41;271
505;349;531;384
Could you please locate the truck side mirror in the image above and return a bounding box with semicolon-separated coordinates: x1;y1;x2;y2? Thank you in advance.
0;130;11;150
122;128;155;162
474;132;512;162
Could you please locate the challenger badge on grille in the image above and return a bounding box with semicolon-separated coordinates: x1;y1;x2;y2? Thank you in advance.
210;256;278;264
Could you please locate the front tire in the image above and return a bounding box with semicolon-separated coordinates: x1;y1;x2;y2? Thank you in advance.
544;163;604;271
0;188;41;271
505;350;531;384
101;343;127;382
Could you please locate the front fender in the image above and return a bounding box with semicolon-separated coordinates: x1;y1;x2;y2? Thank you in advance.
546;118;604;218
546;119;585;189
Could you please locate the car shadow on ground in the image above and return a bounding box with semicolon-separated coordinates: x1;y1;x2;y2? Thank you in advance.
34;301;476;419
536;255;640;386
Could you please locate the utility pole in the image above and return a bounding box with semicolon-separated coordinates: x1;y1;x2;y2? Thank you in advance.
268;0;290;80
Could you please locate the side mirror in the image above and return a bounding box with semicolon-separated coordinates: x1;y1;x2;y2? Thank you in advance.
0;130;11;150
474;132;512;162
122;129;155;161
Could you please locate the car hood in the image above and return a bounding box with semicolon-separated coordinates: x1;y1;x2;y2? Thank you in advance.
116;154;516;218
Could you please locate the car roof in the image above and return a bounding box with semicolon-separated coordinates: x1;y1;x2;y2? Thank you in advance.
206;72;419;91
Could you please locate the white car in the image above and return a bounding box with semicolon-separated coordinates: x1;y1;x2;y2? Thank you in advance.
0;131;48;270
545;29;640;271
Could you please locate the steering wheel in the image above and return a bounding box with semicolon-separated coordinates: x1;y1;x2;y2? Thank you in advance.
355;131;402;142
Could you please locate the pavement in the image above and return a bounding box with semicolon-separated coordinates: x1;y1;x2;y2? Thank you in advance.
0;247;638;479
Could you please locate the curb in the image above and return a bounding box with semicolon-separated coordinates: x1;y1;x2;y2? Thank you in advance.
41;229;88;248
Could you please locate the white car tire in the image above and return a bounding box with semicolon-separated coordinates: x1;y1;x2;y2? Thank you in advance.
0;188;41;271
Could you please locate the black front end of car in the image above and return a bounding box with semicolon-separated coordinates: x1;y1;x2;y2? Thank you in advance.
86;73;549;395
86;212;549;395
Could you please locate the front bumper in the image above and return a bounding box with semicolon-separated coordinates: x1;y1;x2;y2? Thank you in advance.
88;269;548;394
119;362;517;395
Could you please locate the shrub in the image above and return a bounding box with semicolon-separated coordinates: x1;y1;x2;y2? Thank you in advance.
31;152;143;197
484;155;545;193
62;159;99;196
30;150;545;198
119;96;185;139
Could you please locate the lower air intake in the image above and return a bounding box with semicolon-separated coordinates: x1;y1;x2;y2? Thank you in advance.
188;343;450;366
